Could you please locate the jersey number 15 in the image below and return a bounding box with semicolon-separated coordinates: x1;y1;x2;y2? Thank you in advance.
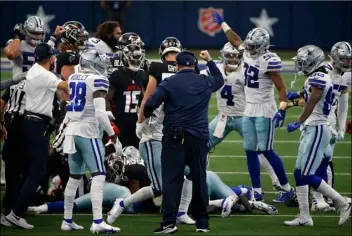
67;82;87;112
124;91;141;113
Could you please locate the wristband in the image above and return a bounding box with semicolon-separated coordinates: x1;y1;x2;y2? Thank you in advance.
221;22;231;32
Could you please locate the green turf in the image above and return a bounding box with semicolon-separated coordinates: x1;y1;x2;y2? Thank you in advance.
0;72;351;235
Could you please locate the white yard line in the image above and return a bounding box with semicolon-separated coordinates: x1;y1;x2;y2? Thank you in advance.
216;171;351;176
220;140;351;144
210;155;351;159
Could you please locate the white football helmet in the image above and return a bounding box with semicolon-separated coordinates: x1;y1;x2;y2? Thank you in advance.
24;16;45;46
220;42;244;71
292;45;325;76
244;28;270;58
329;41;352;72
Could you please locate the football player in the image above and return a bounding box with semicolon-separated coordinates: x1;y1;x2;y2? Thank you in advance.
87;21;122;53
213;12;294;202
284;45;351;226
201;42;281;192
107;37;195;225
106;44;146;148
63;49;119;233
28;146;151;215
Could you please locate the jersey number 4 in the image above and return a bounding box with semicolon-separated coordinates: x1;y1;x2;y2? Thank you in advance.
244;63;259;88
124;91;141;113
220;85;235;106
67;82;87;112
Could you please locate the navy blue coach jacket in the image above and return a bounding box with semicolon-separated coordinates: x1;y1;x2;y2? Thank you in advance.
144;60;224;140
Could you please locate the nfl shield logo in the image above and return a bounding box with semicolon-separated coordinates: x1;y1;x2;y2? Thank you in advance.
198;7;224;37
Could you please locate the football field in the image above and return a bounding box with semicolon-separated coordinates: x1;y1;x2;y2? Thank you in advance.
1;68;351;235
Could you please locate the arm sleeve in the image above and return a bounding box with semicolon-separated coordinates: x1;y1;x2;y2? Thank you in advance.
337;92;349;132
1;79;15;91
265;55;282;72
144;84;167;118
206;60;224;92
93;97;115;136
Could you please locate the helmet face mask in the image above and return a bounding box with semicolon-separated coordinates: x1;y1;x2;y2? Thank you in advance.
79;49;110;76
292;45;325;76
24;16;45;46
61;21;88;49
122;44;145;71
244;28;270;59
105;153;125;184
220;42;243;71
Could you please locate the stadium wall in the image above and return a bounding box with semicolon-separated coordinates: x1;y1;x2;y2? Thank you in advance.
0;1;351;50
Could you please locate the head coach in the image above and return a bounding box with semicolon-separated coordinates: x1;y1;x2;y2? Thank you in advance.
6;43;68;229
142;50;224;233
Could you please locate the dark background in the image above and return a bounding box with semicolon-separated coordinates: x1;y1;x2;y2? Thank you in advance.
0;1;351;50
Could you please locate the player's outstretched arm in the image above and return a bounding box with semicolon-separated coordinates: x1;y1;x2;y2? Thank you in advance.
297;86;323;124
212;12;242;49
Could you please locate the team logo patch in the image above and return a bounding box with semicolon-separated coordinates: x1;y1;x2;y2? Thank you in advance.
198;7;224;37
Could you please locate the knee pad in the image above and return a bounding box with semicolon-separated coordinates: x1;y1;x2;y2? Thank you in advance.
152;188;162;197
302;175;322;190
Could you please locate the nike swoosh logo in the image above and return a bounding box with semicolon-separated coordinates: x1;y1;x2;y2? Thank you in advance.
163;224;174;229
14;215;20;221
298;222;309;226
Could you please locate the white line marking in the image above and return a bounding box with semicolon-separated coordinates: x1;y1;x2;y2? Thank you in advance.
219;140;351;144
210;155;351;159
31;213;350;218
216;171;351;176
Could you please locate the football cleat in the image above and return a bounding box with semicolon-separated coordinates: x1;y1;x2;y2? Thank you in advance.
6;211;34;229
176;213;195;225
196;228;210;233
254;191;264;201
273;188;295;203
61;220;84;231
107;198;124;224
154;224;178;234
338;197;352;225
27;205;47;215
272;184;282;191
284;217;314;227
311;198;336;212
251;201;278;215
90;220;120;234
221;195;238;218
0;213;12;227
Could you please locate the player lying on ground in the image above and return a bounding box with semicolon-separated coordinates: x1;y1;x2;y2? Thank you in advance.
284;45;351;227
212;12;294;203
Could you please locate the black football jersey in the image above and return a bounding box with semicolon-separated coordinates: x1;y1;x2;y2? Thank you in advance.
56;50;80;74
121;164;150;187
148;61;177;88
109;52;150;72
109;68;146;133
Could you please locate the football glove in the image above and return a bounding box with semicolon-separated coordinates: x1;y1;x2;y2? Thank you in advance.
328;125;338;138
273;109;286;128
287;121;301;133
13;23;25;40
212;12;224;25
336;130;345;141
346;119;352;135
286;91;301;100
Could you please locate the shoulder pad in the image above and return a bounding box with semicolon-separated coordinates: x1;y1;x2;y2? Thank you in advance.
88;75;109;91
262;52;282;71
307;72;329;89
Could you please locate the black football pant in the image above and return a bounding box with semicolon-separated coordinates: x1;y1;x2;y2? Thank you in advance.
1;115;25;215
12;117;49;218
161;130;209;229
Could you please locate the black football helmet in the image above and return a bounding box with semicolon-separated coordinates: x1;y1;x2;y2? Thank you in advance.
105;153;126;184
159;37;182;61
116;32;144;51
60;21;89;49
122;44;145;71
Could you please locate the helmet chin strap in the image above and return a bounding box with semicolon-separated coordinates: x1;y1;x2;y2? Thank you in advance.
290;74;297;88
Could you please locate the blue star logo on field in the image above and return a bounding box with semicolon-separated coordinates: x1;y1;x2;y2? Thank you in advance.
27;5;55;34
198;7;224;37
249;8;278;37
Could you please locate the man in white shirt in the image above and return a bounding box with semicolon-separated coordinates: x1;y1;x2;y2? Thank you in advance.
6;43;68;229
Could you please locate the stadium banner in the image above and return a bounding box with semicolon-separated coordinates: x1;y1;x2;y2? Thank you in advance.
0;1;351;49
0;57;295;73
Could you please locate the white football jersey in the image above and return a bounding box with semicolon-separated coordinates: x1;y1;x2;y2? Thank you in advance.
243;51;281;118
7;40;36;77
303;72;333;126
87;37;113;53
325;63;350;126
201;62;245;117
65;73;109;138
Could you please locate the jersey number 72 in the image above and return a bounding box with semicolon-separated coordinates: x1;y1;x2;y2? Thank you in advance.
244;63;259;88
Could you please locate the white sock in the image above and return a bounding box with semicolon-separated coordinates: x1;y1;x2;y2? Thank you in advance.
296;185;310;219
91;175;105;220
281;183;292;192
253;188;262;194
39;204;49;213
327;165;333;187
317;180;345;206
64;177;82;220
209;199;223;208
313;191;324;201
123;186;154;207
259;154;279;186
178;178;193;213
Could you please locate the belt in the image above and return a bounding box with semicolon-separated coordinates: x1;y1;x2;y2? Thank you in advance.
25;111;51;123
